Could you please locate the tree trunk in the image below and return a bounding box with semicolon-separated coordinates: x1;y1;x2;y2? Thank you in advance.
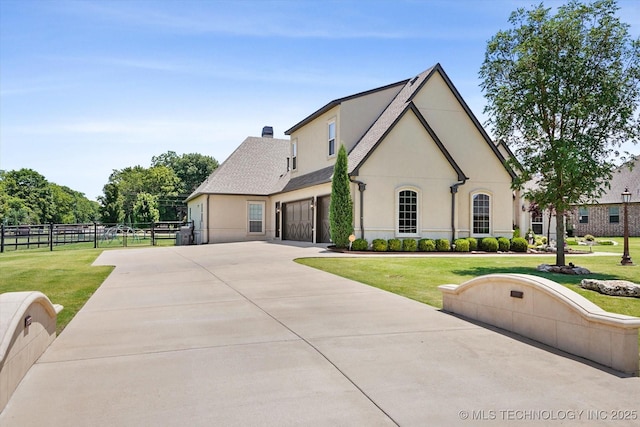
547;209;552;244
555;207;566;266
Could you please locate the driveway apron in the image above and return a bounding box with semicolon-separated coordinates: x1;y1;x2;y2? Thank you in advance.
1;241;639;426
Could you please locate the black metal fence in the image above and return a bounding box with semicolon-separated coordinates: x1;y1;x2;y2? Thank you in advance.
0;221;194;252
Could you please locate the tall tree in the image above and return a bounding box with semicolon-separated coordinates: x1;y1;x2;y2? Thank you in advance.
0;169;54;224
480;0;640;266
104;165;179;221
151;151;219;194
329;145;353;248
133;192;160;225
98;182;125;224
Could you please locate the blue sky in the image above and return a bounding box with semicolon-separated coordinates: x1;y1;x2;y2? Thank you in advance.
1;0;639;201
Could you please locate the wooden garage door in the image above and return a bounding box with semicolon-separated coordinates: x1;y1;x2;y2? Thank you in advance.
317;195;331;243
283;199;313;242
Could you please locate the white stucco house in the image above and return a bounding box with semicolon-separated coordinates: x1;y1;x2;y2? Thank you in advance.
186;63;519;245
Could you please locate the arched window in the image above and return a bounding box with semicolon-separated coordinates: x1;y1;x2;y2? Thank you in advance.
472;193;490;235
398;189;418;235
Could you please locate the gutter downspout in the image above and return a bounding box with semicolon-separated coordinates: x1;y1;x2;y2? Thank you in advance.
206;194;210;244
450;179;467;243
350;178;367;239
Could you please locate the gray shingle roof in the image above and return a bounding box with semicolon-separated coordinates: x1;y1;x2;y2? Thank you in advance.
347;66;436;173
280;166;334;193
596;157;640;204
187;136;290;200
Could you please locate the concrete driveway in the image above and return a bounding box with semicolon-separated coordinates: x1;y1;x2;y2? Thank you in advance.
1;241;639;426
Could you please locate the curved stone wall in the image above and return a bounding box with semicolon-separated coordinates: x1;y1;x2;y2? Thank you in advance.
0;292;62;412
439;274;640;375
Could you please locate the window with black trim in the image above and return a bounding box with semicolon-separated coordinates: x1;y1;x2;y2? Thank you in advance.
398;190;418;234
291;140;297;171
328;121;336;157
579;207;589;224
248;202;264;233
609;206;619;224
473;194;490;234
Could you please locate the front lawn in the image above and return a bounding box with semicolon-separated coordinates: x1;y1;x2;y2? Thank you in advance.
0;249;113;333
296;248;640;317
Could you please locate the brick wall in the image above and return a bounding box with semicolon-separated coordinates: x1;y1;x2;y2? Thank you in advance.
569;203;640;237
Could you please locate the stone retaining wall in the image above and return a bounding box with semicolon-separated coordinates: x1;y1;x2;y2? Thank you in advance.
439;274;640;375
0;292;62;412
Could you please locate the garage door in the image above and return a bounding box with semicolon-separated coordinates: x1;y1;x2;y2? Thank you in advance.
283;199;313;242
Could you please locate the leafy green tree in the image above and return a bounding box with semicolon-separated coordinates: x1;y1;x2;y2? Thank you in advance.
329;145;353;248
50;184;100;223
98;182;125;224
104;165;179;221
151;151;218;194
480;0;640;266
133;192;160;225
0;169;54;224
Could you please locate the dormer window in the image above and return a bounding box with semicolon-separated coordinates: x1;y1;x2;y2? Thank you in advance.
328;121;336;157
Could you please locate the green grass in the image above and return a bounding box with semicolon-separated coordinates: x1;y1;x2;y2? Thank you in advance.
297;253;640;315
296;240;640;353
566;236;640;256
0;249;114;333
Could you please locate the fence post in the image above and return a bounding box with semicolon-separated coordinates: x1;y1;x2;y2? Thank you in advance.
94;222;98;249
151;223;155;246
1;223;4;253
49;223;54;251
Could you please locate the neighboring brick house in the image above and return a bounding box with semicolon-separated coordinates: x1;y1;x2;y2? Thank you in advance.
568;157;640;237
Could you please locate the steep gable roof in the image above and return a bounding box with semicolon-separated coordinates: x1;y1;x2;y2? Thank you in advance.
593;157;640;204
348;63;517;181
187;136;290;201
284;80;408;136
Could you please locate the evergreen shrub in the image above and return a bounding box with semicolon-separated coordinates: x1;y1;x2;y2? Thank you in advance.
402;239;417;252
497;237;510;252
481;237;499;252
418;239;436;252
453;238;470;252
388;238;402;252
372;239;388;252
435;238;451;252
467;237;478;251
510;237;528;252
351;238;368;251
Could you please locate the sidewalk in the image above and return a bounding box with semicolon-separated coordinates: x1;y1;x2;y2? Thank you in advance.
1;241;638;426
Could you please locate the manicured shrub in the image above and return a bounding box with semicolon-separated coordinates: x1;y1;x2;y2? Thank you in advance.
453;238;470;252
388;238;402;252
480;237;499;252
435;238;450;252
584;234;595;242
598;240;614;245
329;145;353;248
513;227;521;238
467;237;478;251
418;238;436;252
372;239;388;252
497;237;510;252
402;238;417;252
351;238;368;251
510;237;528;252
541;236;548;244
566;239;579;246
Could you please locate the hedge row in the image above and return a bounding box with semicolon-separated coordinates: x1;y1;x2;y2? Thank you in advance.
351;237;529;253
